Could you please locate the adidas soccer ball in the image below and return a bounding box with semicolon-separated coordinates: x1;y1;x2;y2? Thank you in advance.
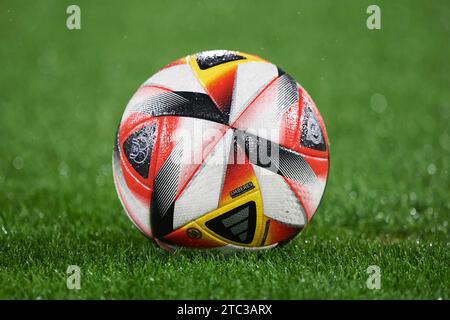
112;50;329;251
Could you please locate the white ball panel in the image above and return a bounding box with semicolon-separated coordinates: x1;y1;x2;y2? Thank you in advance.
252;164;306;227
229;61;278;124
172;129;233;229
143;64;206;93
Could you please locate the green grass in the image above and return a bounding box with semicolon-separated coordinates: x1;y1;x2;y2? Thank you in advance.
0;0;449;299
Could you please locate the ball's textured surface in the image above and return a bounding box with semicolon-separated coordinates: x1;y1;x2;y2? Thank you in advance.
113;50;329;250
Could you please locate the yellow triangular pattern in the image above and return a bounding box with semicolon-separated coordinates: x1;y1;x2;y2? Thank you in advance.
188;52;266;88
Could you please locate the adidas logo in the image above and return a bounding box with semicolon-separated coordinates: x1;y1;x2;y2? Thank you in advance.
205;202;256;244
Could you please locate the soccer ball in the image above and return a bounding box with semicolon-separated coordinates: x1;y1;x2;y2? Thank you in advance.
112;50;329;251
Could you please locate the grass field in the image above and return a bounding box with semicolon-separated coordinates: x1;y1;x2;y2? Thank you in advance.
0;0;449;299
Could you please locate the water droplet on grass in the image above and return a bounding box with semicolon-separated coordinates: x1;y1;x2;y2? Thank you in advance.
12;156;23;170
370;93;387;113
427;163;437;175
58;162;69;177
375;212;384;221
